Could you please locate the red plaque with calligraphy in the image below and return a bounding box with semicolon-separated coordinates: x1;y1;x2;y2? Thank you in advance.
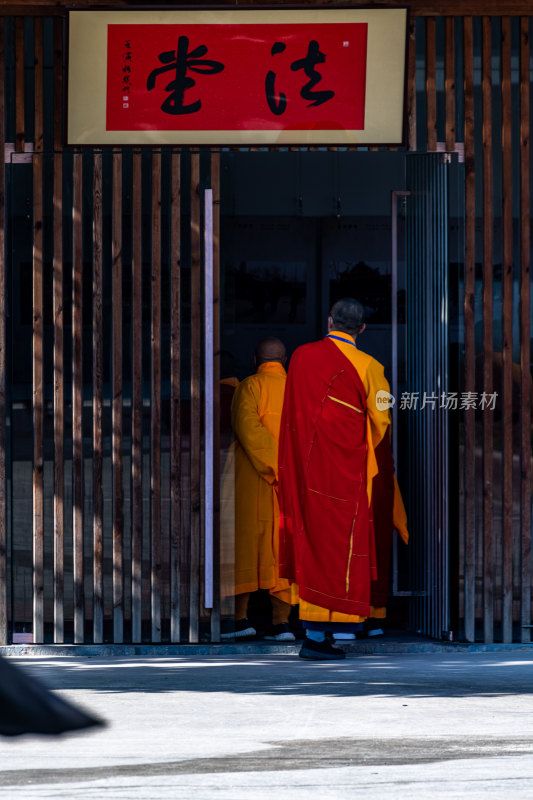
106;24;367;133
68;9;408;145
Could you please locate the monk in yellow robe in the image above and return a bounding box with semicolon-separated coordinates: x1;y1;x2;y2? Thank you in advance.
279;298;408;660
221;338;296;641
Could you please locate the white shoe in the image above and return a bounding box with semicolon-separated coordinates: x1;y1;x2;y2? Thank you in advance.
220;619;256;640
264;624;296;642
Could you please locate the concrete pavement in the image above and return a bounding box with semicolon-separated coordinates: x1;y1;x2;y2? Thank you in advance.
1;650;533;798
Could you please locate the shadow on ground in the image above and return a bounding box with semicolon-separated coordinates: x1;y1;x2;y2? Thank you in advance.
2;735;533;785
10;653;533;699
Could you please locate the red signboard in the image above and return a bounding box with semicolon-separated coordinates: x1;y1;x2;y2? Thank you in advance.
106;23;368;133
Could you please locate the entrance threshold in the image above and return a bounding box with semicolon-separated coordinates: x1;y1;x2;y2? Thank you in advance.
2;638;533;657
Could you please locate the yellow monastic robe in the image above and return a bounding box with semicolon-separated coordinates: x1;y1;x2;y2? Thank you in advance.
231;361;293;602
299;331;408;624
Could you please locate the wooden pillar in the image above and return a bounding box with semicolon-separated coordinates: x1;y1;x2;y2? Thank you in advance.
93;152;104;644
170;150;182;643
407;17;417;152
426;17;437;151
501;16;513;644
53;16;64;644
463;16;476;643
151;150;162;643
131;150;143;644
112;151;123;643
519;16;532;644
445;17;456;152
72;150;84;643
190;152;201;643
32;19;44;644
211;150;221;642
481;15;494;645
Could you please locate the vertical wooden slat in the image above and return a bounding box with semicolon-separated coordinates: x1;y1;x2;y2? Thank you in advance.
72;151;84;643
170;150;181;643
112;151;123;643
501;17;513;644
32;152;44;644
481;15;494;645
463;16;476;643
211;151;221;642
426;17;437;152
519;17;531;644
407;17;417;152
52;18;64;643
131;150;142;643
53;18;62;153
92;152;103;644
34;20;43;155
189;152;201;643
32;19;44;644
15;17;24;152
0;19;7;645
445;17;456;152
151;150;162;643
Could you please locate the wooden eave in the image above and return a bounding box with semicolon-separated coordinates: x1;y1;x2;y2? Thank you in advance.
2;0;533;17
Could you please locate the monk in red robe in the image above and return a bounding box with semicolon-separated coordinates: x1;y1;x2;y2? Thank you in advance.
278;297;408;660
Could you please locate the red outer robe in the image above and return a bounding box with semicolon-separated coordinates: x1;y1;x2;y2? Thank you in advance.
278;338;377;617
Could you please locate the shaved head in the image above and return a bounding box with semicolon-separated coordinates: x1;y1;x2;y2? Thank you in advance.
255;337;286;365
329;298;365;337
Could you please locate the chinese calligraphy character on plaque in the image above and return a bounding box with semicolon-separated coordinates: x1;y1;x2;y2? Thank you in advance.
106;23;367;133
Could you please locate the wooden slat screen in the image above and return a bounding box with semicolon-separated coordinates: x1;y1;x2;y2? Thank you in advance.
0;9;531;645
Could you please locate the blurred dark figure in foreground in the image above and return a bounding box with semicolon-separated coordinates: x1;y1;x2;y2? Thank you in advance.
0;655;105;736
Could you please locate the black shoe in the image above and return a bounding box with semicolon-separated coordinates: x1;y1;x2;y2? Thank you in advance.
363;618;384;638
299;637;346;660
220;618;257;640
263;623;296;642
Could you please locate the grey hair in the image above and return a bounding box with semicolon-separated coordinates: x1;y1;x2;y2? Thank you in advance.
329;298;365;336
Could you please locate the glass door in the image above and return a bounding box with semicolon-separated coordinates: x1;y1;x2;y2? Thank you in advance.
403;153;450;639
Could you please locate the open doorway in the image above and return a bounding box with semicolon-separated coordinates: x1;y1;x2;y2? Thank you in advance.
218;150;452;640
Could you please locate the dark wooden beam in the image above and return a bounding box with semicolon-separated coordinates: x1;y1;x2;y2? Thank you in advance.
1;1;533;17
